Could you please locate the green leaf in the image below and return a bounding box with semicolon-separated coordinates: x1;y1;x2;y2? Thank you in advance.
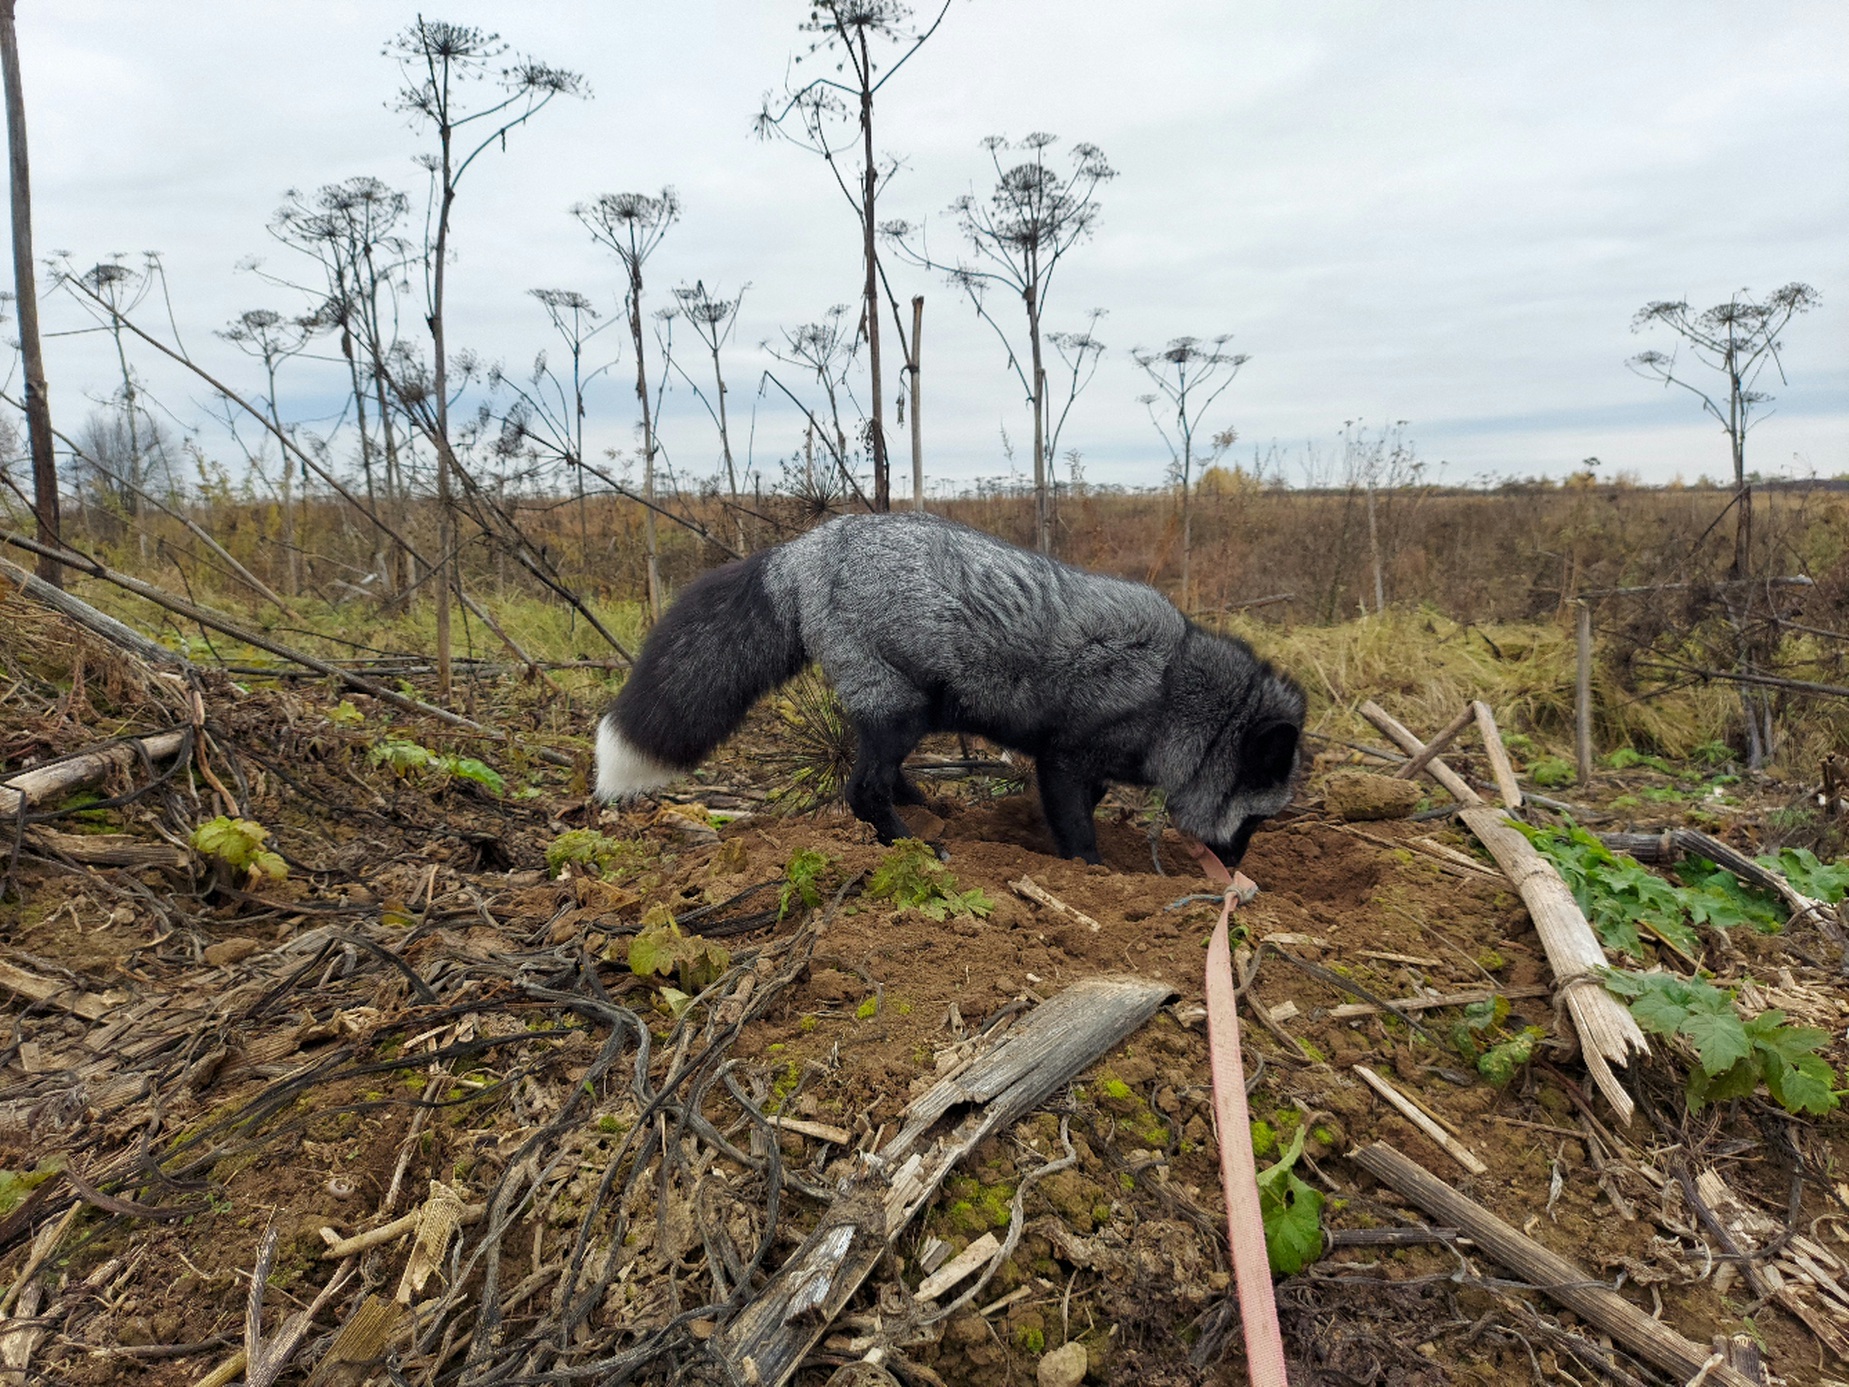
327;700;365;726
1677;1009;1752;1076
1762;1051;1839;1116
442;756;506;797
370;738;435;773
628;922;681;981
1477;1027;1544;1088
1255;1127;1324;1275
189;815;287;882
1686;1057;1762;1110
1746;1014;1829;1064
778;849;834;919
1626;982;1697;1039
1760;847;1849;904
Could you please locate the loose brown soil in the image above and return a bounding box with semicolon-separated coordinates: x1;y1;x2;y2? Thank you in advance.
2;603;1846;1386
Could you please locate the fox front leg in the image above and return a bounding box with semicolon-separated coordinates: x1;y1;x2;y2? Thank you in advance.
845;716;927;847
1036;753;1105;865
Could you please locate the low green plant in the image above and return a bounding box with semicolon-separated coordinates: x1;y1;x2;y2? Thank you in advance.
1602;970;1839;1115
369;737;505;796
1256;1126;1324;1275
0;1158;63;1217
191;816;287;883
1517;821;1785;956
545;829;643;880
629;911;732;995
1607;747;1674;775
1450;995;1546;1087
1759;847;1849;903
779;849;835;919
867;839;994;921
1528;756;1575;788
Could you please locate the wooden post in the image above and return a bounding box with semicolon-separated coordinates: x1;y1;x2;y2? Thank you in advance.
1576;599;1593;784
909;295;924;512
0;0;59;588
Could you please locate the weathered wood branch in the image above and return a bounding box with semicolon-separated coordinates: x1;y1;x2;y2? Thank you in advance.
712;974;1173;1387
1;729;186;818
1361;699;1644;1122
1390;703;1473;782
1352;1141;1755;1387
1;554;193;670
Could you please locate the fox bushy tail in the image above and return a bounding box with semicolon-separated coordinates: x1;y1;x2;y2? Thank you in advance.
595;551;804;800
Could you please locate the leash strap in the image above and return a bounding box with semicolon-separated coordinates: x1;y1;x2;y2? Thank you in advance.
1187;838;1290;1387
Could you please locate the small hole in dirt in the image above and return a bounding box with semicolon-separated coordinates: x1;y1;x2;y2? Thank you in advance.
1124;908;1152;922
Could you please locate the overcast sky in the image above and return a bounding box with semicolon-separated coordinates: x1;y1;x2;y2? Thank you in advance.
17;1;1849;493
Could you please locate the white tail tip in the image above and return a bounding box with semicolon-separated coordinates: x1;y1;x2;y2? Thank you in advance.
595;715;678;801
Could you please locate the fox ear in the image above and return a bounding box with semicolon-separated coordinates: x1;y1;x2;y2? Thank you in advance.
1243;720;1299;785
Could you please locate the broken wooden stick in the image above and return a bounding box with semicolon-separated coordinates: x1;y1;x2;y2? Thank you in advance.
0;554;193;670
712;973;1173;1387
1472;700;1525;809
1361;701;1483;806
1391;703;1474;782
1009;876;1102;932
1352;1141;1756;1387
1328;982;1551;1021
1460;805;1647;1124
1352;1065;1487;1175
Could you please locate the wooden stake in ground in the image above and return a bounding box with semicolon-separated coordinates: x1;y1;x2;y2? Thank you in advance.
1576;600;1594;784
1353;1141;1755;1387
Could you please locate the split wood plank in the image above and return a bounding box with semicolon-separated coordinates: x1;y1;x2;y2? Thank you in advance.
915;1231;1000;1300
0;959;126;1022
1353;1140;1756;1387
767;1115;852;1145
1352;1065;1487;1174
24;827;186;870
712;973;1174;1387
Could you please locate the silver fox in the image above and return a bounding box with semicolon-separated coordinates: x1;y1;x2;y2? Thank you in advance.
596;512;1304;867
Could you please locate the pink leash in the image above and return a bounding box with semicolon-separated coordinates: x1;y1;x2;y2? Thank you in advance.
1187;838;1290;1387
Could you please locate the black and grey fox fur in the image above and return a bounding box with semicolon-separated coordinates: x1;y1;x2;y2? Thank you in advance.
596;512;1304;868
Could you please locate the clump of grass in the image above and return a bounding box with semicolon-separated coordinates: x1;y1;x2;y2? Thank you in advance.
1222;606;1740;764
763;668;856;814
